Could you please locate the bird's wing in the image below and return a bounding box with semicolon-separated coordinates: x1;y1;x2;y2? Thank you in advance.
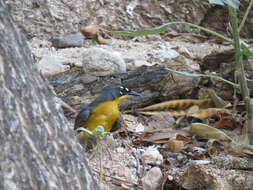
74;107;92;131
110;118;121;132
74;95;106;131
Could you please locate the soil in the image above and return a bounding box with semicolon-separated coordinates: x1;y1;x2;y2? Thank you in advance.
30;35;253;190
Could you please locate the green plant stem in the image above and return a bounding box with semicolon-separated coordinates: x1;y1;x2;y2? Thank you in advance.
111;22;233;43
229;7;253;143
165;68;239;88
239;0;253;32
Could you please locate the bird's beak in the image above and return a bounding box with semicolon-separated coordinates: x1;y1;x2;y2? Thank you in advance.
129;91;141;96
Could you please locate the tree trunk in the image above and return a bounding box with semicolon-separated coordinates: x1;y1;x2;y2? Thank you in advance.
0;1;100;189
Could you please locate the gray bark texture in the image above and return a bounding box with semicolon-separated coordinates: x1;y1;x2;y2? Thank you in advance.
0;1;100;190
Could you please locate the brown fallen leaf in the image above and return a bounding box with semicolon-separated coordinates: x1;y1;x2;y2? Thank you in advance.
138;108;231;119
186;105;200;115
80;25;100;39
190;123;232;142
213;116;239;129
166;139;185;152
141;129;190;144
97;34;111;44
203;88;230;108
189;108;231;119
137;99;213;111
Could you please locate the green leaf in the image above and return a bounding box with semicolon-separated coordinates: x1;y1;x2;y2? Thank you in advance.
92;125;105;135
111;21;232;43
240;40;253;57
92;126;110;136
208;0;240;9
209;0;225;6
166;68;239;88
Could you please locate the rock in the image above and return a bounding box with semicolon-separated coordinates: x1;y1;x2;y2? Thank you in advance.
36;55;68;75
80;73;98;84
150;43;179;62
181;163;232;190
127;59;153;70
116;147;125;153
82;48;126;76
142;167;163;190
51;33;85;48
141;147;163;166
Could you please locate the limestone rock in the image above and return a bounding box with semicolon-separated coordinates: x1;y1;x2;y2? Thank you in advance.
181;163;232;190
142;167;163;190
141;147;163;166
82;48;126;76
36;55;68;74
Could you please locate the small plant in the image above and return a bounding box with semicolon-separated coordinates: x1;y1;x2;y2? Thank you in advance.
76;125;110;137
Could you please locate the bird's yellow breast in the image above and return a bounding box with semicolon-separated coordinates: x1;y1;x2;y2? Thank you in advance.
83;95;129;133
84;101;120;132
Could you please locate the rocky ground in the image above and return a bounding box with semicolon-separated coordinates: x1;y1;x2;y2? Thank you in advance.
5;0;253;189
29;34;253;190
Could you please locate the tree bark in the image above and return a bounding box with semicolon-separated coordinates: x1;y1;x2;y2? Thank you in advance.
0;1;100;189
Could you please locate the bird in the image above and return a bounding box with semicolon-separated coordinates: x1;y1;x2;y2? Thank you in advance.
74;84;140;136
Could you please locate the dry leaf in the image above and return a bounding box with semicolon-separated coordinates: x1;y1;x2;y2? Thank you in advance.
141;129;190;144
97;34;111;44
138;108;230;119
189;108;231;119
166;139;185;152
80;25;100;39
186;105;199;115
190;123;232;142
137;99;213;111
138;110;187;117
204;88;230;108
213;116;238;129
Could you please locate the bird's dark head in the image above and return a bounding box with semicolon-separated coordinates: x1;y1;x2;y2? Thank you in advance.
101;84;140;100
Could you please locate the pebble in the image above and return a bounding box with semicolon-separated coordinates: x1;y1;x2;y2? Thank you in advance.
82;48;126;76
190;160;211;165
141;167;163;190
51;33;85;48
116;147;125;153
36;55;67;74
141;147;163;166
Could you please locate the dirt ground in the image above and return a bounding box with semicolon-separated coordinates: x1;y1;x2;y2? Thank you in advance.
31;35;253;190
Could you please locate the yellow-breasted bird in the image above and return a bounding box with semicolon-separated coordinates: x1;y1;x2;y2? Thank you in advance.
74;84;140;135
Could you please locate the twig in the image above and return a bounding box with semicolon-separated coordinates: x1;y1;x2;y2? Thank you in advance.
55;97;76;113
239;0;253;32
229;7;253;144
93;168;139;187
